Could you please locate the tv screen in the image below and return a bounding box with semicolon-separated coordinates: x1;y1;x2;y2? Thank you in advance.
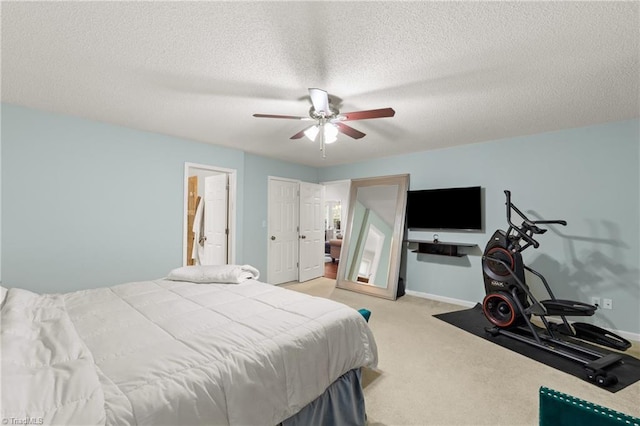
406;186;482;231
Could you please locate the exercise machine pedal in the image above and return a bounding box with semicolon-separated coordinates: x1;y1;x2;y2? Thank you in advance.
540;299;596;316
571;322;632;351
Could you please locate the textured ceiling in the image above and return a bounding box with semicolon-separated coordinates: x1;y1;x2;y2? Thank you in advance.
2;2;638;167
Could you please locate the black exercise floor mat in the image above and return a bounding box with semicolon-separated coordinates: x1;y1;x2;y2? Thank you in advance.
433;304;640;392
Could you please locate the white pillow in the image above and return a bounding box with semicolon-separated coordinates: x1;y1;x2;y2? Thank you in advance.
166;264;259;284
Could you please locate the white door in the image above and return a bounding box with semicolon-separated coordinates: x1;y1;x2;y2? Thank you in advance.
268;178;299;284
202;174;228;265
183;163;236;267
298;182;324;282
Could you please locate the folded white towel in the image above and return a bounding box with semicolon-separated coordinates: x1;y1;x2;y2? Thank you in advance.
166;264;260;284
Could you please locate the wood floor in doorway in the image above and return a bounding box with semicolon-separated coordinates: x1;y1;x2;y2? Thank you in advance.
324;260;338;279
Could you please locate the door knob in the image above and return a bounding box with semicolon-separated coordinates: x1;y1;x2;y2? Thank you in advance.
300;235;306;239
271;236;276;240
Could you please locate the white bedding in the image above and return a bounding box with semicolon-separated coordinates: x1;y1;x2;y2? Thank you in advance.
2;278;377;425
1;288;106;425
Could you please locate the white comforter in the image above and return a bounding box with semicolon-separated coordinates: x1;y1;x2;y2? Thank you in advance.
2;279;377;425
1;288;106;425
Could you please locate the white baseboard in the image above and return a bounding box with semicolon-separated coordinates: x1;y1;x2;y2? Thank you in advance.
405;289;477;308
404;289;640;343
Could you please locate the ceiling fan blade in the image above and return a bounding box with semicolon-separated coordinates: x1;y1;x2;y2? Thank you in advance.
339;108;396;121
290;125;315;140
309;88;330;115
253;113;309;120
335;122;366;139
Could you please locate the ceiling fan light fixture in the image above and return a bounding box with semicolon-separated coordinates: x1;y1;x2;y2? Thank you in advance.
253;87;395;157
324;124;338;144
304;125;319;142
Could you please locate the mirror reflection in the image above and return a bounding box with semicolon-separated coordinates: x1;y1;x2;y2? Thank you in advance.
337;174;409;300
344;185;399;288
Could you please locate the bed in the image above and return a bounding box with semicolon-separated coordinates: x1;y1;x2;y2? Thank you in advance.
1;265;378;425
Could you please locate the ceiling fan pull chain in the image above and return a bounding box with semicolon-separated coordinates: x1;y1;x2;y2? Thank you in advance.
320;120;326;158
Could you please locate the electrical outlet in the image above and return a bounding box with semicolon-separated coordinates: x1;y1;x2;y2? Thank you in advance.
591;297;600;307
603;298;613;310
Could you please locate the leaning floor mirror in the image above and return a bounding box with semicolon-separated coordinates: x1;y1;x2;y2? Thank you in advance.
336;174;409;300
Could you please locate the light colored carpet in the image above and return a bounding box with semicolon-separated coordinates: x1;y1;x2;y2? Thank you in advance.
283;278;640;426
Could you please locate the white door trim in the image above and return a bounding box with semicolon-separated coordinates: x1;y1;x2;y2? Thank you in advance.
183;162;237;266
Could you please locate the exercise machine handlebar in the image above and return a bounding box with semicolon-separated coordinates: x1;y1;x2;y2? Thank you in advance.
504;190;567;250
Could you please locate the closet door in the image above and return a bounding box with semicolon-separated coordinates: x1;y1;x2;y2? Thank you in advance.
298;182;324;282
267;178;299;284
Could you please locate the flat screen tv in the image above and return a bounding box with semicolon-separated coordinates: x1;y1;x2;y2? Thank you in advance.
406;186;482;231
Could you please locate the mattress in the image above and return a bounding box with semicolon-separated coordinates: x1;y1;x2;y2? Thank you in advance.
1;278;378;425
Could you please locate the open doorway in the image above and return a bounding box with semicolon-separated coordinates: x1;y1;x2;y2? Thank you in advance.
322;180;350;279
182;162;237;266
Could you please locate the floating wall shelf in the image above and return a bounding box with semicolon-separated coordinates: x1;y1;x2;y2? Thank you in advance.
406;239;477;258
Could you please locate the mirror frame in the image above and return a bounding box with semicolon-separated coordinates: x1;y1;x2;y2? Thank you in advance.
336;174;409;300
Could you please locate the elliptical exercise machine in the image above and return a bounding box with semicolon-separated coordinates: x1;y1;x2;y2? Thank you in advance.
482;191;631;387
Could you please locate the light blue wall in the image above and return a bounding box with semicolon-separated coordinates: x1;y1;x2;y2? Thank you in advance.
0;104;315;292
2;103;638;335
1;105;266;292
320;120;640;335
2;104;246;292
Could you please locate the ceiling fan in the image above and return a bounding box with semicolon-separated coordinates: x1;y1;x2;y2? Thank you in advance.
253;88;395;158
